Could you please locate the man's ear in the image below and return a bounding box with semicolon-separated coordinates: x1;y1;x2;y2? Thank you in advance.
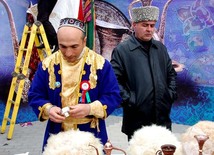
82;36;87;47
84;36;87;44
132;22;136;27
130;22;136;31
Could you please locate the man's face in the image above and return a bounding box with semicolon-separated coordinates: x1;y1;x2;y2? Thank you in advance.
57;27;86;63
132;20;156;41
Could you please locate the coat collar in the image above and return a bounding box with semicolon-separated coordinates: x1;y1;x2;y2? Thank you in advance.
128;34;158;51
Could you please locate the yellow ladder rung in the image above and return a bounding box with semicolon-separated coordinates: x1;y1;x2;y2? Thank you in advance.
5;117;11;122
25;31;31;34
16;66;23;70
20;48;28;51
1;21;51;139
9;100;15;104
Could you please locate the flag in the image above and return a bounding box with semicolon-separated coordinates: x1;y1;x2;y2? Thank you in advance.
78;0;84;21
84;0;95;50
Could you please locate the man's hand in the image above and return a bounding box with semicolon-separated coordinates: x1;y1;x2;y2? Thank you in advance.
69;104;91;118
49;106;65;123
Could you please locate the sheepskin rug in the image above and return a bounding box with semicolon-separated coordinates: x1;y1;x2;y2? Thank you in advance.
181;120;214;155
43;130;103;155
127;124;183;155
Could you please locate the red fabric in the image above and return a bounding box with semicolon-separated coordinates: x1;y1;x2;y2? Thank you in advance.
25;12;41;81
78;0;84;21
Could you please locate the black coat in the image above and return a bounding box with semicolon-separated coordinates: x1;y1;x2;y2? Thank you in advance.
111;35;177;136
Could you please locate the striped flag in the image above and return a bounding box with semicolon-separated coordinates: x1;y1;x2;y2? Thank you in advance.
84;0;92;22
84;0;95;50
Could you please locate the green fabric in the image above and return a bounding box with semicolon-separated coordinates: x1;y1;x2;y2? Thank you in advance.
86;92;91;103
86;0;95;50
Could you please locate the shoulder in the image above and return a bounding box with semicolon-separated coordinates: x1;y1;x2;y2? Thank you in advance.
152;39;166;49
112;36;134;55
117;35;133;48
115;35;142;54
151;39;168;55
87;48;114;72
86;48;106;70
42;52;61;70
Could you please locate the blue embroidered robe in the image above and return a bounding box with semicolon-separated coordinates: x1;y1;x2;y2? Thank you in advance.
28;48;121;150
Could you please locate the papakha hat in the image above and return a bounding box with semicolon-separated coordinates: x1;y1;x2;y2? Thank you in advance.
59;18;85;33
131;6;159;22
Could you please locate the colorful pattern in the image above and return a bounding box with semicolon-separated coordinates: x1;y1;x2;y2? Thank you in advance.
59;18;85;32
84;0;92;22
177;0;214;35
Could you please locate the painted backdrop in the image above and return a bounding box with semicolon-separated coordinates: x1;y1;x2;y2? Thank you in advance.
0;0;214;126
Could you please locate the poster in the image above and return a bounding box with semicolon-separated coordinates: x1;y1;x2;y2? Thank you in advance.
0;0;214;125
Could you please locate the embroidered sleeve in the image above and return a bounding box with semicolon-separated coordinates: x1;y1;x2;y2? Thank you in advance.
89;100;107;119
38;103;53;121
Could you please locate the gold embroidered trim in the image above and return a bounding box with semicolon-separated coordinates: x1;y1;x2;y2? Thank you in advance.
85;47;105;89
42;52;61;89
62;117;100;132
91;117;100;132
40;48;106;132
41;48;105;91
61;48;88;108
38;103;53;121
61;48;91;130
89;100;106;119
103;105;107;119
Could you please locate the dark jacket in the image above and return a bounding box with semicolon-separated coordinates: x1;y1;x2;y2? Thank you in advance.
111;34;177;136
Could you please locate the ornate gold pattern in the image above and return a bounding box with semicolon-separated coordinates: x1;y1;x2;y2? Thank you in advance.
42;52;61;89
40;47;106;131
62;117;98;131
41;47;105;90
38;103;53;121
61;48;88;108
86;47;105;89
89;100;105;118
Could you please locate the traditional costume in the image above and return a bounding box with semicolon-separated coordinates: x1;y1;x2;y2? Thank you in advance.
28;18;121;150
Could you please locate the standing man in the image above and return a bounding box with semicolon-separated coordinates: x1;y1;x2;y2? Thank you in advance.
28;18;121;151
111;6;177;140
37;0;58;51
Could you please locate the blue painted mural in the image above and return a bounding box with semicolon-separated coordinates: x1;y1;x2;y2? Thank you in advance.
0;0;214;126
